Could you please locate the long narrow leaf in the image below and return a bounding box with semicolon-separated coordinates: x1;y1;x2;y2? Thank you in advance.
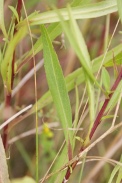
17;1;117;27
117;0;122;23
1;27;27;93
0;0;7;38
41;25;73;149
29;43;122;115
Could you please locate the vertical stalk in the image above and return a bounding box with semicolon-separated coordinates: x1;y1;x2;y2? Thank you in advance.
2;0;22;150
62;67;122;183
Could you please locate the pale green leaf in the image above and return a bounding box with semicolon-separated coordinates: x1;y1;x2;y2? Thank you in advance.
29;43;122;116
11;176;36;183
108;155;122;183
17;23;62;72
101;115;115;121
9;6;19;23
0;0;7;38
57;5;95;131
117;0;122;23
55;6;96;84
41;25;73;147
101;67;111;92
116;155;122;183
105;81;122;113
71;0;91;7
1;27;27;93
17;0;117;26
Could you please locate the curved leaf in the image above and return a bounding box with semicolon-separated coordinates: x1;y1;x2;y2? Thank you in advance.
17;1;117;27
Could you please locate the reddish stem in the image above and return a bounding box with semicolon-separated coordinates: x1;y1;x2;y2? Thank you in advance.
2;0;22;150
90;67;122;139
62;67;122;183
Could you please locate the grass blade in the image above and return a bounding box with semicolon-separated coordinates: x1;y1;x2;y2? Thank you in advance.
17;1;117;26
41;25;73;150
0;0;7;38
117;0;122;23
1;27;27;93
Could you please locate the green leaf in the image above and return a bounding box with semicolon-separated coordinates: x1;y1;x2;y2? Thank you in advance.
101;115;115;121
116;155;122;183
17;23;62;72
9;6;19;23
11;176;36;183
71;0;91;7
101;67;111;92
17;0;117;26
108;155;122;183
16;43;122;125
41;25;73;148
55;6;98;86
1;27;27;93
0;0;8;38
57;5;95;134
117;0;122;23
105;80;122;113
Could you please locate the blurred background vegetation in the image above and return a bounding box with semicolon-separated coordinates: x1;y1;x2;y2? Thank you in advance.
0;0;122;183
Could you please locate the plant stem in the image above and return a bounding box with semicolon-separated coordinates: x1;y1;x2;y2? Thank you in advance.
62;67;122;183
2;0;22;150
90;67;122;139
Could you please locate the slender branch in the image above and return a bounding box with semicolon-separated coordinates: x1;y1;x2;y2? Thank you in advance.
2;0;22;150
90;67;122;139
62;67;122;183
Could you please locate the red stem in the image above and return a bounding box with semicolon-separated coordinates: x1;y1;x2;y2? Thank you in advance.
62;67;122;182
2;0;22;150
90;67;122;139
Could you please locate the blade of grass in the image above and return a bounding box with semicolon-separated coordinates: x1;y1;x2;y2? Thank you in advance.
57;5;95;144
41;25;73;152
116;155;122;183
108;164;121;183
8;43;122;132
0;0;7;38
17;0;117;27
17;23;62;72
1;27;27;93
71;0;91;7
117;0;122;23
55;6;98;87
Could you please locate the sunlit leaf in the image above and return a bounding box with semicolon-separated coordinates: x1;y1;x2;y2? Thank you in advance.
117;0;122;23
9;6;19;23
0;0;7;38
116;155;122;183
17;0;117;26
1;27;27;93
11;176;36;183
101;67;111;92
105;81;122;113
41;25;73;149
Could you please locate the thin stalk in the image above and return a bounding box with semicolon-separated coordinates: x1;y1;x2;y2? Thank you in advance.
22;1;39;182
62;67;122;183
2;0;22;150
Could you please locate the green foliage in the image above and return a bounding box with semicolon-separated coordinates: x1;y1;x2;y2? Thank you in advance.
0;0;122;182
1;27;27;93
0;0;7;38
41;25;73;150
108;155;122;183
11;176;36;183
17;0;117;26
101;67;110;93
117;0;122;23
